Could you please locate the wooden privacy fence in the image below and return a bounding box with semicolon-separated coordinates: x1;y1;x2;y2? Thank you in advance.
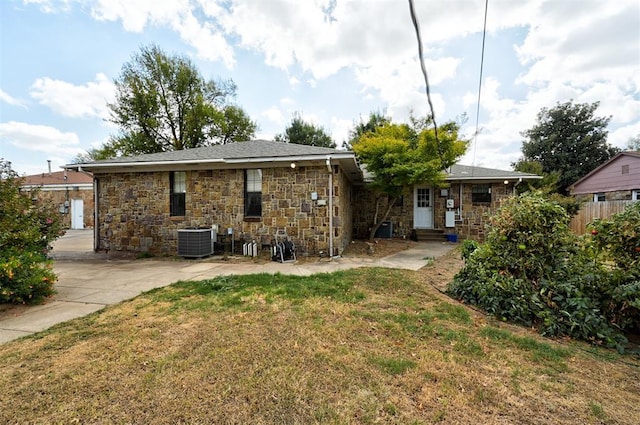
570;200;635;234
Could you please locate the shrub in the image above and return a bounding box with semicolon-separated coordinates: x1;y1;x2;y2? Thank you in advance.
0;160;63;304
460;239;479;260
447;192;626;350
589;202;640;332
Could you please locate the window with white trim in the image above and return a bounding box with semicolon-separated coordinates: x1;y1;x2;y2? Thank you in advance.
593;192;605;202
244;169;262;217
170;171;186;216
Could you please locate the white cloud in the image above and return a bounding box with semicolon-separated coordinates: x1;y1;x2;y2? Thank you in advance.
261;107;284;126
329;117;353;148
288;76;300;87
0;89;28;109
29;73;115;119
90;0;235;67
22;0;71;13
0;121;80;156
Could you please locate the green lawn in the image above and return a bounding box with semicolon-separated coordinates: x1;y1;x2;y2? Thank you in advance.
1;266;638;424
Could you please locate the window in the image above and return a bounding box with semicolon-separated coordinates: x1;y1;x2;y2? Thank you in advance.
593;192;605;202
632;190;639;201
170;171;186;216
245;169;262;217
472;184;491;204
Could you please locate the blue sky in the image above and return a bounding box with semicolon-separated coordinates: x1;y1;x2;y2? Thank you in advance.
1;0;639;175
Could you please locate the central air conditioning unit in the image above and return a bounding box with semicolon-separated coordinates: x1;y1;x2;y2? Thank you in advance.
177;228;215;258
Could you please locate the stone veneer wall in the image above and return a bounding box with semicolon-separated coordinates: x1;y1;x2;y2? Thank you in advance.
334;166;353;256
29;187;94;229
352;189;415;239
575;190;636;202
352;182;516;242
448;182;514;241
96;165;351;256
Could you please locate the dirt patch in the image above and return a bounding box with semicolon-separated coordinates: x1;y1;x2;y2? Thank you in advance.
341;238;420;258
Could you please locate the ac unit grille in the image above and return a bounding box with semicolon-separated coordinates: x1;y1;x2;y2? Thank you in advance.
177;229;214;258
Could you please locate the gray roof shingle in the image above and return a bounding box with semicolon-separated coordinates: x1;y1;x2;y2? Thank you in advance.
84;140;347;164
446;164;539;180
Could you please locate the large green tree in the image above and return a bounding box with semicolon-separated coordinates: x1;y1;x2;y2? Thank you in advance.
275;113;335;148
94;44;257;158
514;101;619;194
352;119;468;240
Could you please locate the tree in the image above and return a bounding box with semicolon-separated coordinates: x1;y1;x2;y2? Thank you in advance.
514;100;619;194
0;160;63;303
626;134;640;151
344;111;391;150
351;118;468;241
274;113;335;148
95;44;257;158
513;160;581;216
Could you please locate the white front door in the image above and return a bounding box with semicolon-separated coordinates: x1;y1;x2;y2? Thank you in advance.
414;186;433;229
71;199;84;229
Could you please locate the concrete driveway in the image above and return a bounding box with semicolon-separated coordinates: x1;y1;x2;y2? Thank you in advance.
0;230;456;344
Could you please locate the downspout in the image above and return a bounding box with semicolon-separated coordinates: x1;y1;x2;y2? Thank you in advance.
326;156;334;258
93;176;99;252
513;177;522;195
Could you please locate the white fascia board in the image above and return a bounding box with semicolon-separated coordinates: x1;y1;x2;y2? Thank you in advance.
21;184;93;190
66;158;225;170
445;175;542;181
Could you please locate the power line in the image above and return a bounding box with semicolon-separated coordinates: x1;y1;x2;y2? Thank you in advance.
407;0;441;161
472;0;490;169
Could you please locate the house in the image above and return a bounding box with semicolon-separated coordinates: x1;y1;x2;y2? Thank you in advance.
65;140;360;256
20;167;94;230
352;164;541;241
65;140;540;256
569;151;640;202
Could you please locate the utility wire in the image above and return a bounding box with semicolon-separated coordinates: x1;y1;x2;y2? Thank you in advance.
472;0;490;171
407;0;441;161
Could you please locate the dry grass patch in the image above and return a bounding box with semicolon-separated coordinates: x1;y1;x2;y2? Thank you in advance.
1;261;639;424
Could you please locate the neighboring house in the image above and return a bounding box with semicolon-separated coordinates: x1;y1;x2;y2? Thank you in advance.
65;140;540;256
352;164;541;241
21;168;94;229
569;151;640;202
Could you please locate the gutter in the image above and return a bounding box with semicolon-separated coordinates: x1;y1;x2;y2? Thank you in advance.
20;183;93;191
65;153;358;171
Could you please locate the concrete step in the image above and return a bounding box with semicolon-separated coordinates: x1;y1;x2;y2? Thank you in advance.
414;229;447;242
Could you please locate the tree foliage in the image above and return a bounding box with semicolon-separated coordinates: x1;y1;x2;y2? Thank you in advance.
0;160;63;303
626;134;640;151
448;192;639;351
93;44;257;158
274;113;335;148
514;101;619;194
351;118;468;240
344;111;391;150
589;203;640;332
513;160;581;216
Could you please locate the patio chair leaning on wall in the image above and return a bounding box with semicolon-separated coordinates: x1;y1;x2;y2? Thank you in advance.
271;229;296;263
